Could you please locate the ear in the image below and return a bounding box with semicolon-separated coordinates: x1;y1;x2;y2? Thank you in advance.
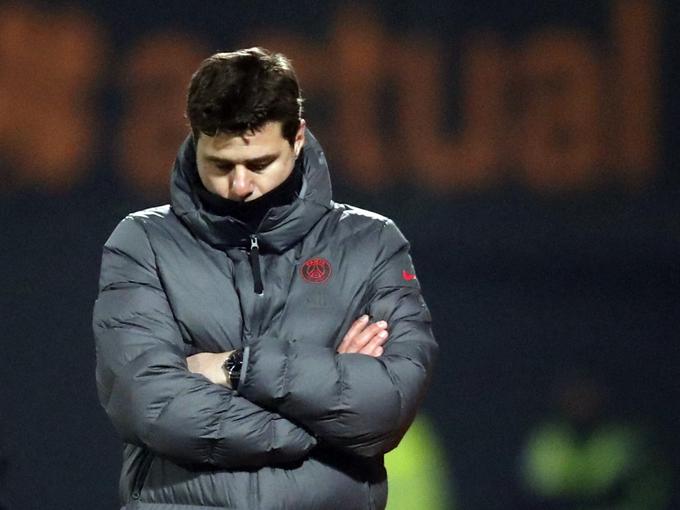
294;119;306;157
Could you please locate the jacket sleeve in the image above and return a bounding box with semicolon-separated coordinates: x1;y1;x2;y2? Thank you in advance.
93;216;317;468
237;220;438;458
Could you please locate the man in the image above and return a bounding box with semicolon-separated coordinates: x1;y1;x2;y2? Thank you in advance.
93;47;437;510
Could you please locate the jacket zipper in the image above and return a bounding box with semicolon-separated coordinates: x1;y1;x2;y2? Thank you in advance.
249;235;264;295
131;451;154;500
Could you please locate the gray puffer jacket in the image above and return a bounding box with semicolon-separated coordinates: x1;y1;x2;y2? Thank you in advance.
93;132;437;510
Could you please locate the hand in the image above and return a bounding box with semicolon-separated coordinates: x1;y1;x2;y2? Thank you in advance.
187;351;232;387
337;315;388;357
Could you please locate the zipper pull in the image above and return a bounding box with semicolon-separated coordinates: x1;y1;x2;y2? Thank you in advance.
249;235;264;295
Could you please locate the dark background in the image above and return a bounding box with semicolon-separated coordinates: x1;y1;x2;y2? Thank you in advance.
1;1;678;508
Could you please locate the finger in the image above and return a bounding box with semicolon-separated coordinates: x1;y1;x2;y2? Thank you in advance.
362;343;385;358
337;315;369;353
344;315;370;341
344;321;387;353
351;321;387;351
358;330;388;355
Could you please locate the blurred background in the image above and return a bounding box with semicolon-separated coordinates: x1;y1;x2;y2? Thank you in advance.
1;0;678;508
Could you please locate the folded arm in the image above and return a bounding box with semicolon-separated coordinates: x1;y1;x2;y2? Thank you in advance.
237;220;438;458
93;216;316;468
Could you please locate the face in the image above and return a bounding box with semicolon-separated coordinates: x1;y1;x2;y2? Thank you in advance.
195;120;305;202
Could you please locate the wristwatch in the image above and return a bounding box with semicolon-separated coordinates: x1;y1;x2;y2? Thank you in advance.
223;349;244;390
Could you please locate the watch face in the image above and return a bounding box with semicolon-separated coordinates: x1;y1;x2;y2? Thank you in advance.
228;350;243;370
226;349;244;389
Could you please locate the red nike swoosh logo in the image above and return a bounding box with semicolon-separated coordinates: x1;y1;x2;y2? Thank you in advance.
402;270;417;281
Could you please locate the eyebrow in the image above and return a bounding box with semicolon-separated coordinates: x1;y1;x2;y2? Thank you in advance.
204;153;279;166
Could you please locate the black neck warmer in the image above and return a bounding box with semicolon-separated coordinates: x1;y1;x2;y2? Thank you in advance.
196;157;304;231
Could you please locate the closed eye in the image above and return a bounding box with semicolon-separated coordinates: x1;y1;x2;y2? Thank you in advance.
248;159;275;173
204;153;278;173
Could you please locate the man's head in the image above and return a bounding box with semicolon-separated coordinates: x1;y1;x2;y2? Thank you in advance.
187;47;305;202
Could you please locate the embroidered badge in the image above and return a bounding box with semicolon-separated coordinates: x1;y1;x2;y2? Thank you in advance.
402;270;417;281
301;258;332;284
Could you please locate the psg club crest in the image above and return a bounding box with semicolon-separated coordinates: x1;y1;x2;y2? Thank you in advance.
301;258;332;284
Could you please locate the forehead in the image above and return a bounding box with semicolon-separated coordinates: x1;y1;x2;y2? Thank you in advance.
197;122;287;159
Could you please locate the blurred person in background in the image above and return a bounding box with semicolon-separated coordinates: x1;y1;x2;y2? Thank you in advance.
384;413;455;510
92;47;437;510
516;372;672;510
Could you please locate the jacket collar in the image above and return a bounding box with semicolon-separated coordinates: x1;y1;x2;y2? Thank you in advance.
170;130;333;253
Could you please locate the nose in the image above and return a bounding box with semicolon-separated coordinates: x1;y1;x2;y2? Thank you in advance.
230;166;254;201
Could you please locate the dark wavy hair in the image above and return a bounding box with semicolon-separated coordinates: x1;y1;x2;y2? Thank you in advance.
186;47;303;145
